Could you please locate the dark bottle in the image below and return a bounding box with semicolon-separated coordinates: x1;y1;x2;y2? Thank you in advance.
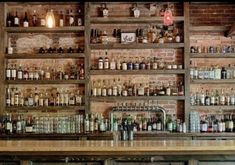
5;114;12;134
178;81;184;96
6;12;12;27
69;9;74;26
23;12;29;27
47;47;54;53
205;90;211;106
38;47;45;54
57;47;64;53
14;11;19;27
32;10;38;26
12;115;17;134
67;47;74;53
79;64;85;80
221;67;227;79
77;8;83;26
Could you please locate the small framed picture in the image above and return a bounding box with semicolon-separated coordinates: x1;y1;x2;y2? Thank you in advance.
121;32;136;43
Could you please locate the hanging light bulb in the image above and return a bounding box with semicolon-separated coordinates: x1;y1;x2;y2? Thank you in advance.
163;7;173;26
46;9;55;28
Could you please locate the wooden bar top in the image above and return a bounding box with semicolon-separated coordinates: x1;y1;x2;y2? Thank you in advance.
1;140;235;156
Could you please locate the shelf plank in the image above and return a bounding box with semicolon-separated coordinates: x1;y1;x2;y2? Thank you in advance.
5;106;85;111
191;79;235;84
4;26;85;33
5;80;87;84
5;53;85;59
90;96;185;102
189;26;230;32
90;70;185;75
90;16;184;24
90;43;184;49
190;53;235;58
191;105;235;110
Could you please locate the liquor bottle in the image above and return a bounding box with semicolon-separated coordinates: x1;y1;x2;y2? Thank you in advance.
215;89;220;105
79;64;85;80
45;67;51;80
228;115;234;132
12;115;17;134
132;3;140;18
16;115;22;134
5;114;12;134
220;89;225;105
6;63;11;80
205;90;211;106
23;12;29;27
69;9;74;26
6;88;11;107
14;11;19;27
14;87;19;106
40;13;46;27
101;80;107;97
77;8;82;26
17;64;23;80
6;12;12;27
210;90;215;105
199;88;205;106
7;38;13;54
193;62;198;79
230;88;235;105
28;93;34;107
59;10;64;27
110;56;116;70
39;93;44;106
122;57;127;70
221;66;227;79
98;56;104;70
226;64;232;79
102;3;109;17
177;81;184;96
11;64;17;80
214;65;221;79
25;115;33;133
32;10;38;26
34;88;39;106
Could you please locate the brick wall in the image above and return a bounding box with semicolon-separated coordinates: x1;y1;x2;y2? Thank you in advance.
190;2;235;26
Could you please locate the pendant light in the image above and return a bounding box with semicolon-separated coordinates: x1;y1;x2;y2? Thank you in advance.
163;3;173;26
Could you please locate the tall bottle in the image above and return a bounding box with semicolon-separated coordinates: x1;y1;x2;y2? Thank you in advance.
14;11;19;27
23;12;29;27
69;9;74;26
59;10;64;27
32;10;38;26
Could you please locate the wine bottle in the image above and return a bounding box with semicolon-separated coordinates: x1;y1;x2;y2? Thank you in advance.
32;10;38;26
14;11;19;27
23;12;29;27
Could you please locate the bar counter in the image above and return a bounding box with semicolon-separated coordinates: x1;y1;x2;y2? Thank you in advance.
1;140;235;165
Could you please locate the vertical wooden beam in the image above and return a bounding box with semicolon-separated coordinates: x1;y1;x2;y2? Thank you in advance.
184;2;190;131
85;2;91;113
0;2;6;114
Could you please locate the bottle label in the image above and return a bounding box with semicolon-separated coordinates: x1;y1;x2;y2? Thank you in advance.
41;19;45;26
7;122;12;132
11;70;16;78
14;18;19;25
59;19;64;27
69;17;74;25
77;18;82;26
17;71;23;79
8;47;13;54
26;126;33;133
23;21;29;27
6;69;11;78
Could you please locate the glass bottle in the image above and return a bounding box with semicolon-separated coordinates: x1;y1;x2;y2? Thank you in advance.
32;10;38;26
14;11;19;27
23;12;29;27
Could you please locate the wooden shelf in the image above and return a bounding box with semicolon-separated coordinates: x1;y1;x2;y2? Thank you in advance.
90;70;185;75
189;25;230;32
5;53;85;59
191;79;235;84
5;80;87;84
90;43;184;49
90;16;184;24
5;106;85;111
191;105;235;110
4;26;84;33
90;96;185;102
190;53;235;58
